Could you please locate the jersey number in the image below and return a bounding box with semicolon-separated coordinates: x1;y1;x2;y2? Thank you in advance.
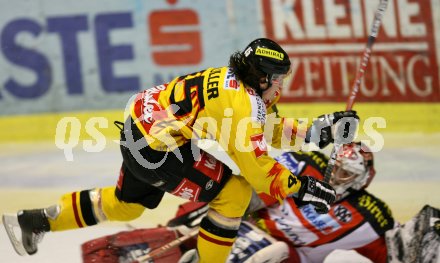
170;74;206;118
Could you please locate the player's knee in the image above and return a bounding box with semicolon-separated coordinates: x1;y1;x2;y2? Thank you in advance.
232;176;253;214
210;175;252;218
100;187;145;221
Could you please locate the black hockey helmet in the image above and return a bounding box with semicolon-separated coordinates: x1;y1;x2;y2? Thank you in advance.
228;38;291;95
242;38;291;76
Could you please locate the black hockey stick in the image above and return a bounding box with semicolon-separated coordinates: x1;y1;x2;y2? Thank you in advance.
324;0;389;183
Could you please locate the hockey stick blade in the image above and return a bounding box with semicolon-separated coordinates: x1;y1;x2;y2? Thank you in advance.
134;228;199;263
323;0;389;184
2;214;27;256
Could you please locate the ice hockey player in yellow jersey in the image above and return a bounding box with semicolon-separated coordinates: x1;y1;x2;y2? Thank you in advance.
3;38;358;263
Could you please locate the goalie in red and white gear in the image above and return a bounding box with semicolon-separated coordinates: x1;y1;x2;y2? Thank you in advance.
209;142;438;263
242;141;393;263
80;142;439;263
330;142;375;201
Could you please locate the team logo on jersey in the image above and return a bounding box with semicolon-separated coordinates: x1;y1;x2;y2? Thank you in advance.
251;133;267;158
205;180;214;190
246;88;266;125
142;85;166;125
193;151;224;183
273;216;306;246
224;68;240;90
170;179;201;202
357;194;392;229
300;204;341;234
333;204;352;223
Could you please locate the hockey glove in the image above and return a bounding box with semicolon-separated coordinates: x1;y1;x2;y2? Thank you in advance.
305;110;359;149
297;176;336;214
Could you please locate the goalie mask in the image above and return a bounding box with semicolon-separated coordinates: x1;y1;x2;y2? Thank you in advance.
330;142;375;201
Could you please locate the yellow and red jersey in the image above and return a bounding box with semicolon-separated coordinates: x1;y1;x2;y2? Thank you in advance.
129;66;303;201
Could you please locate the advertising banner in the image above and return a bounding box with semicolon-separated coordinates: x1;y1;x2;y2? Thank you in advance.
0;0;439;115
263;0;440;103
0;0;261;115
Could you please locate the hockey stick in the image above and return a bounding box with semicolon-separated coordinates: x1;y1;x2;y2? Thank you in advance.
323;0;389;183
135;228;199;263
132;203;208;262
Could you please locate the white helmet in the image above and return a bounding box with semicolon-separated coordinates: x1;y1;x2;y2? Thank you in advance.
330;142;375;201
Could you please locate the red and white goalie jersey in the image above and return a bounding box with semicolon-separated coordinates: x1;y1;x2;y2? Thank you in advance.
254;150;395;263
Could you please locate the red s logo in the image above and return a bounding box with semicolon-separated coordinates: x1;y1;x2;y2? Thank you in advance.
251;133;267;158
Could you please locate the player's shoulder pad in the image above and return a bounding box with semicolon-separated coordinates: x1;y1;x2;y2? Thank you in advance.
289;150;329;174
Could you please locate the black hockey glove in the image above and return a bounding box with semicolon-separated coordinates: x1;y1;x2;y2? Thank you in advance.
305;110;359;149
297;176;336;214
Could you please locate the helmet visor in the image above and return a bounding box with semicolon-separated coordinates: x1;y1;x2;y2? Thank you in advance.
262;68;292;105
269;67;292;85
330;165;360;187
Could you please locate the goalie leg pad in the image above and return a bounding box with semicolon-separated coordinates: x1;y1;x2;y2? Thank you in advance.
227;221;290;263
386;205;440;263
82;227;182;263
